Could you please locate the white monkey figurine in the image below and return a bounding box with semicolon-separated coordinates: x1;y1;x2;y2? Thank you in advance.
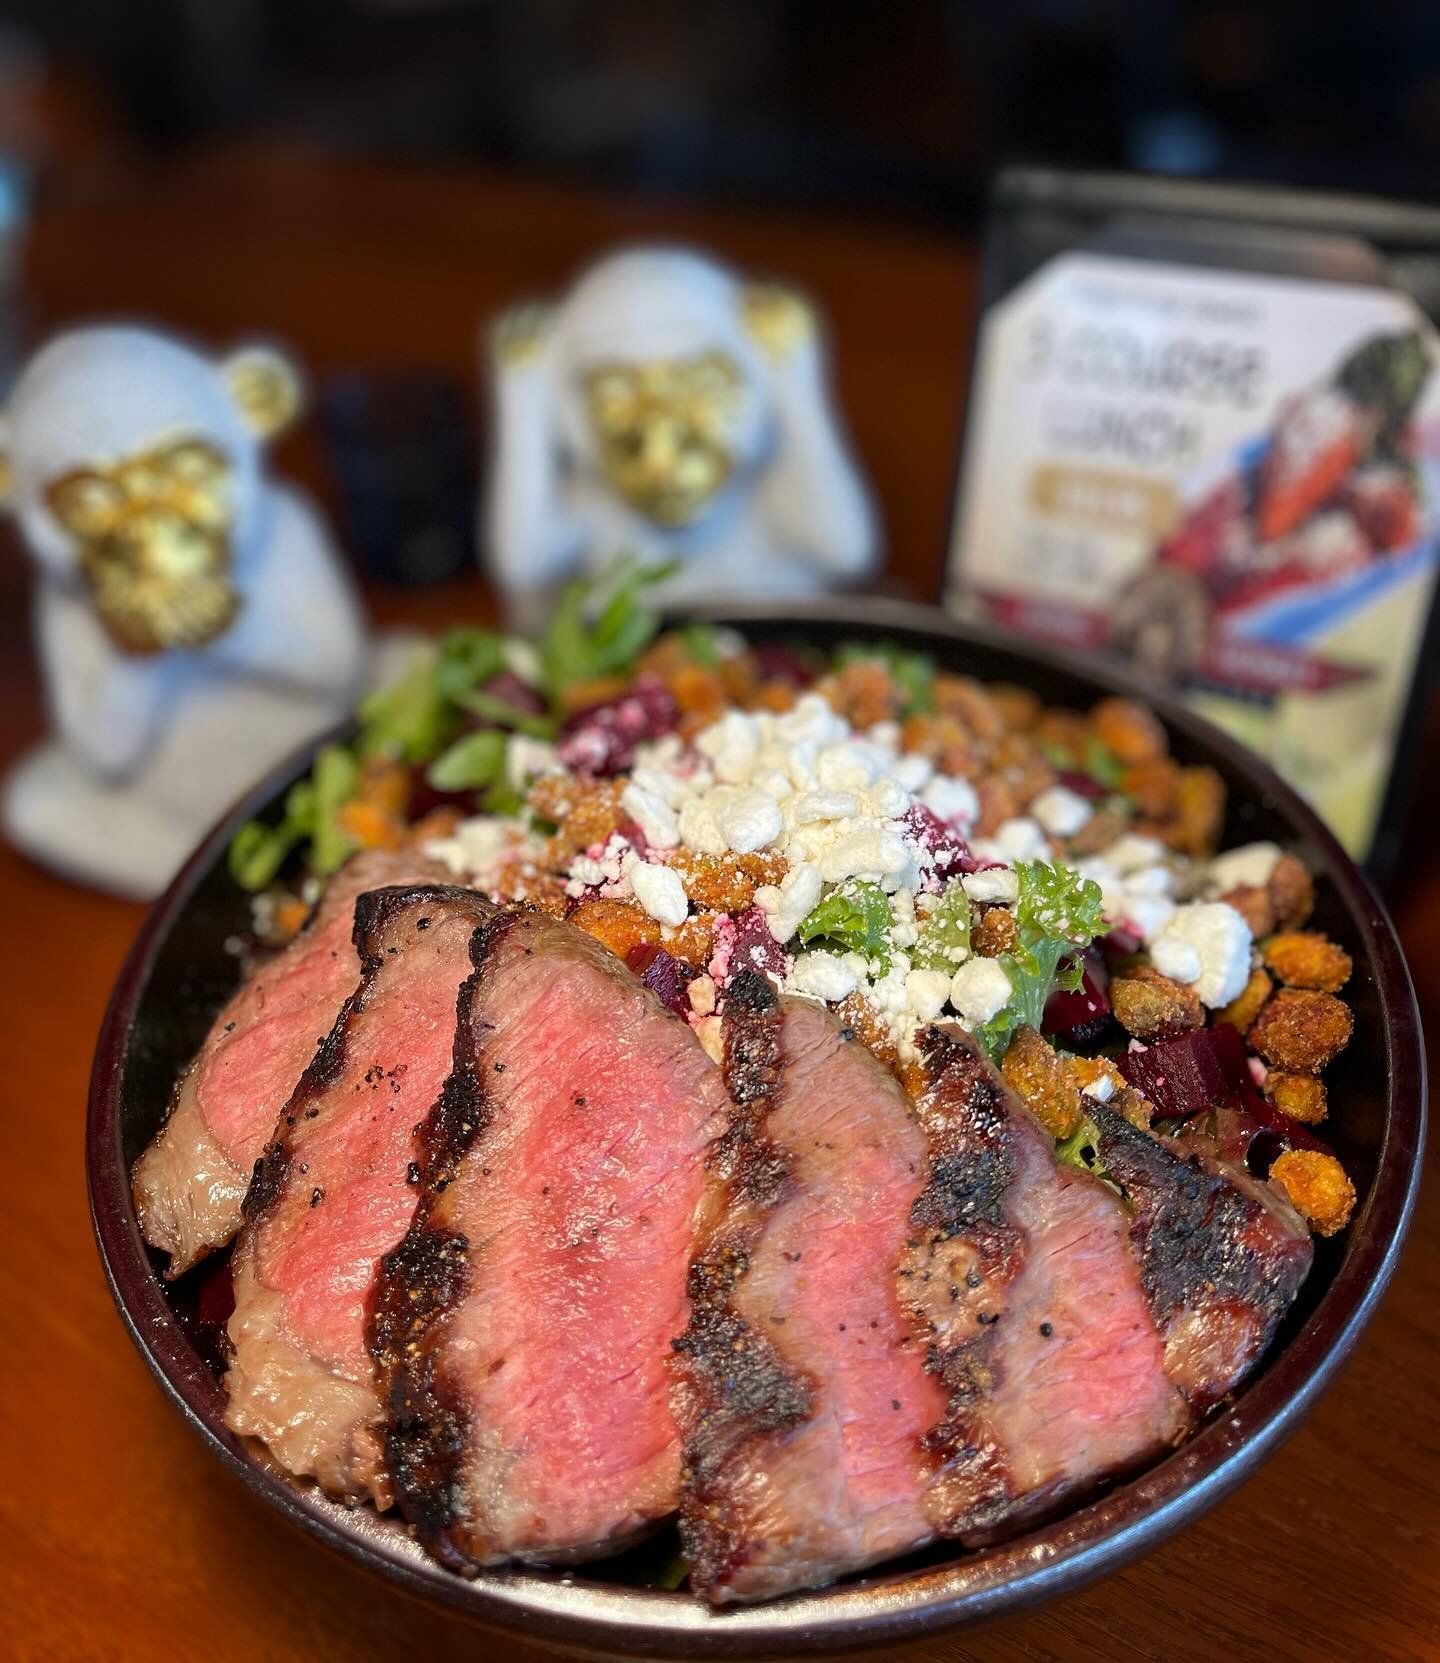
484;246;877;618
1;325;367;898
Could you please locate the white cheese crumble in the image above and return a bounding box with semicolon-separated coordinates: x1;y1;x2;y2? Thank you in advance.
922;775;979;827
963;867;1020;905
1205;840;1281;893
1030;784;1093;837
904;968;952;1024
1150;902;1253;1006
754;861;823;943
788;949;861;1002
505;736;558;790
424;815;513;878
950;957;1013;1026
1082;1073;1115;1102
628;859;689;927
620;780;679;849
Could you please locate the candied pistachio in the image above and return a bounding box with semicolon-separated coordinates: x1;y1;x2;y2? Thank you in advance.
1263;1070;1328;1125
933;673;1005;739
1250;988;1353;1073
971;904;1018;959
1268;851;1315;930
1218;883;1276;939
569;897;660;962
1001;1025;1084;1139
1269;1149;1356;1237
1091;696;1167;764
1261;931;1353;994
1216;965;1273;1034
1111;964;1204;1041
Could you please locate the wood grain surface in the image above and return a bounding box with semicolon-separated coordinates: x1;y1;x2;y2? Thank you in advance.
0;136;1435;1663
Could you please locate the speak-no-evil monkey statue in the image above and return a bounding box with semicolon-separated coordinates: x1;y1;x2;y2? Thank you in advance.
1;326;366;898
484;247;878;618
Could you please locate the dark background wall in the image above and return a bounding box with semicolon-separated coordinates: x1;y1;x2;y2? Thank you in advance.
6;1;1440;226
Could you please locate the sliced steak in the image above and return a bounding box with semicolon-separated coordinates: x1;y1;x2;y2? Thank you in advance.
903;1026;1188;1548
133;848;447;1275
372;907;729;1567
224;884;491;1503
1087;1103;1313;1406
672;972;949;1606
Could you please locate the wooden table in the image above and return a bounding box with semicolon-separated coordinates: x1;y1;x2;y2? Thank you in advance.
1;140;1435;1663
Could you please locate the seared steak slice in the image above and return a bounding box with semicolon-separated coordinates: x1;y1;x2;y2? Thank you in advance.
673;972;948;1605
133;848;446;1275
372;908;729;1567
903;1026;1188;1548
224;884;491;1503
1087;1103;1312;1406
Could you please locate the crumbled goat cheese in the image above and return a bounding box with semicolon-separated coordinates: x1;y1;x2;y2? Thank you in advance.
993;817;1050;862
1205;840;1282;894
893;753;934;793
501;637;543;684
950;957;1013;1027
425;815;512;878
687;973;717;1016
904;968;952;1024
628;859;689;927
1082;1073;1115;1102
788;949;861;1002
620;780;679;849
1150;902;1253;1007
963;867;1020;905
1030;784;1093;838
1103;834;1168;874
922;775;979;827
754;861;823;943
696;709;761;783
716;786;784;854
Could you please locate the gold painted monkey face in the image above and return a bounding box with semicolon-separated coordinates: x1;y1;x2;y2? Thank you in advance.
582;351;743;527
45;436;240;654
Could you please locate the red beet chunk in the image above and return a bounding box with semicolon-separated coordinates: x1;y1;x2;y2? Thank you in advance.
1055;769;1109;803
557;675;679;777
627;943;698;1018
752;642;817;687
1118;1024;1258;1122
902;803;977;879
728;905;789;985
1043;968;1112;1046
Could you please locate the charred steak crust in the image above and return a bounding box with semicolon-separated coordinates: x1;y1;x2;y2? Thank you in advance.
901;1025;1026;1536
369;909;516;1569
672;969;816;1594
240;883;482;1229
1088;1103;1313;1406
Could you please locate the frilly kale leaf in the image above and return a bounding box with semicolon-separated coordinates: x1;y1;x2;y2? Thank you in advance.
796;880;893;969
978;860;1105;1059
912;879;971;971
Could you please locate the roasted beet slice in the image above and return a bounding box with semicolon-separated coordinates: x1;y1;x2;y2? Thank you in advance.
628;943;698;1018
1043;967;1112;1047
557;675;679;776
902;803;977;879
1117;1024;1258;1121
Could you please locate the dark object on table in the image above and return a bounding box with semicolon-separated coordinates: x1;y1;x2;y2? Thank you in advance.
88;598;1422;1659
318;370;476;585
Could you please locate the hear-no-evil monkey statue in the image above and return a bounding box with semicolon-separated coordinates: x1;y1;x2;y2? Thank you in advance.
484;246;878;619
1;325;366;897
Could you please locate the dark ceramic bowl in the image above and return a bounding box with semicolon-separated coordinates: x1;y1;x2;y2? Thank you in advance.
88;598;1424;1660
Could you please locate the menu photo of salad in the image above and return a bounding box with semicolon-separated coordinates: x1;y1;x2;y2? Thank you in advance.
949;238;1440;875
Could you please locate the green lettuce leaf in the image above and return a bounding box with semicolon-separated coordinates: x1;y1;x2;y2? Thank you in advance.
912;879;972;971
796;880;893;969
978;860;1105;1059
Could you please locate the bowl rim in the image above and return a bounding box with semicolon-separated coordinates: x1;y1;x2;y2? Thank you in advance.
86;596;1426;1659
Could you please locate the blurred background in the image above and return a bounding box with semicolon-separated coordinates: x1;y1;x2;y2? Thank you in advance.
1;0;1438;887
6;3;1440;584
